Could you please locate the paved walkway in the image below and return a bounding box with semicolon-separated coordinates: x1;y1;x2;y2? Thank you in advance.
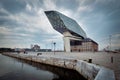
39;52;120;80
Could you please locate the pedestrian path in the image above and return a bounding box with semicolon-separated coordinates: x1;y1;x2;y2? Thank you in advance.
42;52;120;80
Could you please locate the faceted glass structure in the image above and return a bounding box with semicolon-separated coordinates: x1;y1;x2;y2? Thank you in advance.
45;11;98;52
45;11;86;39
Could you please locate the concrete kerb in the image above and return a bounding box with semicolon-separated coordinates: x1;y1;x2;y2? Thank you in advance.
75;60;100;80
1;53;115;80
94;67;115;80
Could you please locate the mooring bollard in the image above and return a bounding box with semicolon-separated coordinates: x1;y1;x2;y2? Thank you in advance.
88;59;92;63
111;56;113;63
37;53;42;56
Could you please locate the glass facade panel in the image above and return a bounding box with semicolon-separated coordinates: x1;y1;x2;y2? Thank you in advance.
45;11;87;38
58;12;86;38
70;40;82;46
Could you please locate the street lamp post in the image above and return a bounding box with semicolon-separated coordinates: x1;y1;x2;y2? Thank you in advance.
109;35;112;52
53;42;56;55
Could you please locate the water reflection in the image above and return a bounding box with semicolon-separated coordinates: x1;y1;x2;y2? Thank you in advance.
0;54;86;80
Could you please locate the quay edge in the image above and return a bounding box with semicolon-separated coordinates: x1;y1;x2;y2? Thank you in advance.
1;53;115;80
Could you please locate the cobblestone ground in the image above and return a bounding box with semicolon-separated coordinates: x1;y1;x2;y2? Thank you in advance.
39;52;120;80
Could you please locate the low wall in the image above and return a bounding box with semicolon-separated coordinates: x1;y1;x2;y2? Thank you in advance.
1;53;115;80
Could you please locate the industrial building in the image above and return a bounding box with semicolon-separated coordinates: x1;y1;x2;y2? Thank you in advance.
45;11;98;52
31;44;40;52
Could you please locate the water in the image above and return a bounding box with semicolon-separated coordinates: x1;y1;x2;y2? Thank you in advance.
0;54;86;80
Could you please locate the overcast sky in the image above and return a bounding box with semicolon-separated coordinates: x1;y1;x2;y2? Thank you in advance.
0;0;120;50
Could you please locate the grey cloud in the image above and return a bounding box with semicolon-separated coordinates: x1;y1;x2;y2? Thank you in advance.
0;0;43;16
23;0;44;15
0;0;119;49
79;0;95;6
25;0;43;8
0;10;9;16
56;0;79;11
77;0;120;36
0;0;26;14
93;0;120;14
0;17;16;26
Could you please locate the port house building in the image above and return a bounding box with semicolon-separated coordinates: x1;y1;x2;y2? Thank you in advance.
45;11;98;52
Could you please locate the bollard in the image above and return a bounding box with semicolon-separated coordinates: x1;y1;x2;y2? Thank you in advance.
111;56;113;63
37;53;42;56
88;59;92;63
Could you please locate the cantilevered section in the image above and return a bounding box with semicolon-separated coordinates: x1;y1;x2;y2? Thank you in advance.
45;10;98;52
45;11;87;39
